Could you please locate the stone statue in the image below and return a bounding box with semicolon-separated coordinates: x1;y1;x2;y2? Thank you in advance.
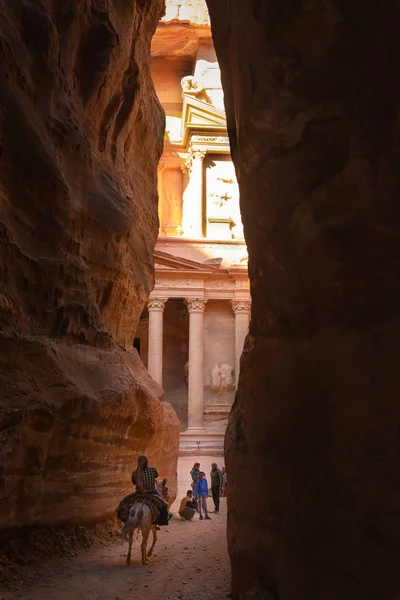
181;75;212;104
203;257;223;267
181;75;204;94
211;363;234;395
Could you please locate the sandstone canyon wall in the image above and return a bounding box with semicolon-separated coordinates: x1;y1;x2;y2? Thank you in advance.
206;1;400;598
0;0;179;535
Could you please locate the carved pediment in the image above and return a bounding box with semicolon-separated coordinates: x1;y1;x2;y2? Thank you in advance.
154;250;225;273
181;94;227;145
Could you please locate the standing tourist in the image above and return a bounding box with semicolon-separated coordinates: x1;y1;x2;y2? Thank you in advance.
193;472;211;520
190;461;201;491
210;462;223;513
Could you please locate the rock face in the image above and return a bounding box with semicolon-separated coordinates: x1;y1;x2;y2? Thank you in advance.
152;0;209;59
0;0;179;534
206;1;400;598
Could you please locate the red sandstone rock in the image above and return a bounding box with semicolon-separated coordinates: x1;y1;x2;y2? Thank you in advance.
152;0;210;58
0;0;179;533
207;0;400;598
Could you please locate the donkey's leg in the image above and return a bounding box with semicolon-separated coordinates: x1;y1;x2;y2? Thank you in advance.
141;521;151;565
126;531;133;566
147;526;158;557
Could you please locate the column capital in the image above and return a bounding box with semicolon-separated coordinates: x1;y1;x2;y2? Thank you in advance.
157;160;167;172
185;298;207;314
230;299;251;315
184;149;206;173
191;149;206;160
147;297;167;312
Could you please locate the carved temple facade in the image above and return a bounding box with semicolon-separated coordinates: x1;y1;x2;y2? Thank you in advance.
136;2;251;454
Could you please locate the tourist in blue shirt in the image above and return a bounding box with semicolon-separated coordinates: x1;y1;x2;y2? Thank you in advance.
193;472;211;520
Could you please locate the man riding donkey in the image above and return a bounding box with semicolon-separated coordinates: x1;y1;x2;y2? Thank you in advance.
117;455;171;565
131;455;170;525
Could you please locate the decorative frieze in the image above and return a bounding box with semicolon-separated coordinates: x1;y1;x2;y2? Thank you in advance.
235;279;250;289
191;135;230;146
154;278;204;288
206;280;234;289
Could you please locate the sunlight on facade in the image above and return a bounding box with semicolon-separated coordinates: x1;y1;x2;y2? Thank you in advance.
137;0;250;455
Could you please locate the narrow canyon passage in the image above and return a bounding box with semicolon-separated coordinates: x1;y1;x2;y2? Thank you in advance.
2;0;400;597
1;457;230;600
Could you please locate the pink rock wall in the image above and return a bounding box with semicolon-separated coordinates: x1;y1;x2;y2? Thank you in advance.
0;0;179;533
206;0;400;598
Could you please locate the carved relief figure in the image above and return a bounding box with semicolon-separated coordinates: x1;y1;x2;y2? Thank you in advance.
161;167;183;234
206;159;244;239
208;176;234;218
211;363;234;395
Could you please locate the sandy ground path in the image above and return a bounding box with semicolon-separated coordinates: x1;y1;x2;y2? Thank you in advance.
1;456;230;600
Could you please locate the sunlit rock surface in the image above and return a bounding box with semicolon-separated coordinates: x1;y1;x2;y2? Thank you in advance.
152;0;209;58
0;0;179;533
207;0;400;598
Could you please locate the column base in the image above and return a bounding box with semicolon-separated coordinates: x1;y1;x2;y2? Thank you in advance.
184;427;206;435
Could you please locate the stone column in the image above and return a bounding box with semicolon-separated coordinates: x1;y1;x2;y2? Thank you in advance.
178;163;189;236
181;150;206;238
185;298;207;432
157;161;166;235
147;298;166;386
231;300;251;386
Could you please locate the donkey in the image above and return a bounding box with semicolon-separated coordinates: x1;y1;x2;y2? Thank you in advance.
121;478;170;566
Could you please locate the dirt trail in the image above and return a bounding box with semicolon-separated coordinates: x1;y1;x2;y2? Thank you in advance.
1;457;230;600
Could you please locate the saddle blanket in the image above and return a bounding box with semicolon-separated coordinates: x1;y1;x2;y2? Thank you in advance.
117;492;164;524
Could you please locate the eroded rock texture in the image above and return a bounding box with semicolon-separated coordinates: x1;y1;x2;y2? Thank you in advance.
0;0;179;533
206;1;400;598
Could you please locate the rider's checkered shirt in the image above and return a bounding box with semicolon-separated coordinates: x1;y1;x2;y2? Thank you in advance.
132;466;158;492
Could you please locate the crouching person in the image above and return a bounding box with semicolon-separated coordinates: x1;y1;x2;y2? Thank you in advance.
178;489;197;521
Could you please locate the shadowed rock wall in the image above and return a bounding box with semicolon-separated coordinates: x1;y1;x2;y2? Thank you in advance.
206;1;400;598
0;0;179;534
